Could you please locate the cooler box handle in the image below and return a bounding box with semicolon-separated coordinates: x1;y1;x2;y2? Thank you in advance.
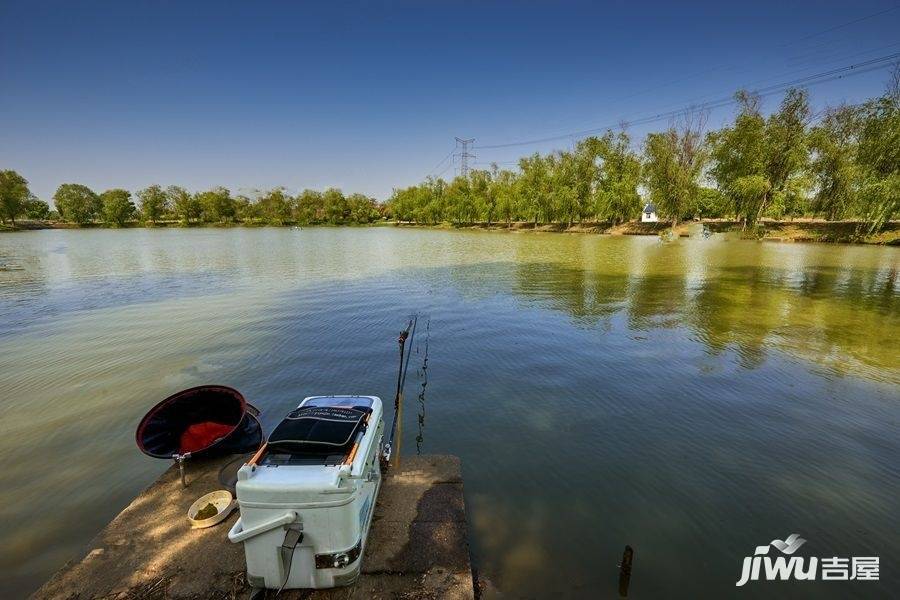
228;510;298;544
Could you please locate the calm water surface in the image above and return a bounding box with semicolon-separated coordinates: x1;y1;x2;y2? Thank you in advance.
0;227;897;599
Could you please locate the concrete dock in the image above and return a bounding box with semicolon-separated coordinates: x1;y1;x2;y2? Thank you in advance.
34;454;474;599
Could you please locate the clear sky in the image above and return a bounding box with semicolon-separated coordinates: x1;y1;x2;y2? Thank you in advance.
2;1;899;202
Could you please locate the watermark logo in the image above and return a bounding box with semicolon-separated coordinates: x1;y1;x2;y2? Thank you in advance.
736;534;879;586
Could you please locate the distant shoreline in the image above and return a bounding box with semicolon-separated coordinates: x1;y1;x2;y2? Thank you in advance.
2;219;898;245
389;219;900;245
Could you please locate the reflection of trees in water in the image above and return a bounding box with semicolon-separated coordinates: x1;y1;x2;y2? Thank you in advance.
785;266;898;379
512;240;635;326
691;266;787;369
690;261;898;375
514;262;603;321
441;252;899;379
625;241;689;330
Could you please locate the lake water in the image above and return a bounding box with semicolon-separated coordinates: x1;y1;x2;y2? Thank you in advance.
1;227;897;599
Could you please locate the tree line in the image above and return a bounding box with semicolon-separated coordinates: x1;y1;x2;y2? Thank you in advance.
0;180;382;227
1;74;896;233
387;77;899;234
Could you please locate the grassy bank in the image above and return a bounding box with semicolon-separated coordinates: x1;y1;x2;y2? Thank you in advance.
4;218;898;245
0;220;369;231
389;219;900;245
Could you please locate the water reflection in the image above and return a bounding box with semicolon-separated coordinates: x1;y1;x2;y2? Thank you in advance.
0;228;897;598
440;257;898;383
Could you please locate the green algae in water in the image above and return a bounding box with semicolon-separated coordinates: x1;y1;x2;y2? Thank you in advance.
194;503;219;520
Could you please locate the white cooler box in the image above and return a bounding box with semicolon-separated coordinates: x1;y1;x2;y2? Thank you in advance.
228;395;383;590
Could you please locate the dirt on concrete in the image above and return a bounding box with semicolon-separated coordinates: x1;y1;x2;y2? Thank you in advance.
33;455;473;600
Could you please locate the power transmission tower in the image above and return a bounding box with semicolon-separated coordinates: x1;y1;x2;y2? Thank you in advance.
454;137;475;178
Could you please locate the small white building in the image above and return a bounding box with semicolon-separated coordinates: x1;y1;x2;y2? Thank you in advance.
641;202;658;223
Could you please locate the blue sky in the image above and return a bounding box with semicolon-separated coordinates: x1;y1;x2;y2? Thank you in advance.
2;1;899;202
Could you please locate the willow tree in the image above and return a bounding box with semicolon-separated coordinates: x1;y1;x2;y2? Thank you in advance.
809;106;859;220
446;176;476;225
854;75;899;233
643;112;707;226
547;152;580;227
468;169;495;225
572;137;603;221
493;169;518;226
518;154;552;225
423;177;447;224
710;89;810;227
594;131;641;224
765;88;811;218
708;94;766;227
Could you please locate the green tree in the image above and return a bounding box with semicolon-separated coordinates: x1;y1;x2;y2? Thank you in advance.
347;193;378;223
709;89;810;227
493;170;518;225
548;152;580;227
0;170;31;225
854;76;899;233
469;169;495;225
518;154;552;225
808;106;859;220
100;188;136;226
197;187;235;223
708;95;767;227
764;89;811;219
137;184;169;224
383;81;897;230
594;131;642;223
167;186;201;224
24;197;50;220
234;195;259;222
295;189;324;224
446;176;476;224
257;187;292;224
695;187;729;218
422;178;447;224
322;188;348;224
571;138;603;221
54;183;100;224
643;113;707;225
387;187;413;222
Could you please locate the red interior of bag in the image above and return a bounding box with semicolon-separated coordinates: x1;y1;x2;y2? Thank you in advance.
179;421;234;453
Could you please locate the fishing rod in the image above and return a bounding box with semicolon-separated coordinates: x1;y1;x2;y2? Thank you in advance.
383;314;417;468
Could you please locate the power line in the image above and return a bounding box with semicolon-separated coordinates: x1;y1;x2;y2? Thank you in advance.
475;52;900;150
425;148;455;178
784;5;899;47
540;7;900;130
628;49;899;122
434;163;454;179
424;8;899;175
